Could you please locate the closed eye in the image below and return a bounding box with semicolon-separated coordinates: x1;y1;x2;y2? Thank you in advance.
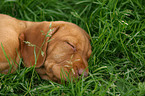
65;41;76;51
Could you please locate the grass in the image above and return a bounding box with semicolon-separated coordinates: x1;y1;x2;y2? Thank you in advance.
0;0;145;95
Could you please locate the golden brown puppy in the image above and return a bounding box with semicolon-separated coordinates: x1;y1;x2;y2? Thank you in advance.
0;14;92;83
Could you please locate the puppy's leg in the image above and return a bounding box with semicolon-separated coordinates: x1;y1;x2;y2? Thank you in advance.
0;59;19;74
0;62;10;74
36;68;52;80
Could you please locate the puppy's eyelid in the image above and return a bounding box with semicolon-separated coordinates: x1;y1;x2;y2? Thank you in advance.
65;41;76;51
66;42;74;48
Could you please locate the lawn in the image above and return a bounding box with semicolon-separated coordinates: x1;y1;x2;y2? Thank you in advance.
0;0;145;95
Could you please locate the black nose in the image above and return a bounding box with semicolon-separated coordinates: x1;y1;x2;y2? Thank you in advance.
78;69;88;77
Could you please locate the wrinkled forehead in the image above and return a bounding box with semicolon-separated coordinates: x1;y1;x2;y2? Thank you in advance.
49;21;91;50
55;24;89;41
48;22;91;56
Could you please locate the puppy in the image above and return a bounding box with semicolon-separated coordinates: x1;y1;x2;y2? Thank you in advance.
0;14;92;82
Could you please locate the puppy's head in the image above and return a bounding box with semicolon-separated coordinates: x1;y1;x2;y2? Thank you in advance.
19;21;92;83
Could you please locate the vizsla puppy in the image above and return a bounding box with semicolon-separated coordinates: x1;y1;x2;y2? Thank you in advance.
0;14;92;83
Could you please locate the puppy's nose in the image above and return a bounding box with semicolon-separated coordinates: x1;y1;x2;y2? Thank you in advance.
78;69;88;77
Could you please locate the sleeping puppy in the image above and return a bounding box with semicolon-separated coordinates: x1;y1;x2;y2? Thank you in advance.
0;14;92;83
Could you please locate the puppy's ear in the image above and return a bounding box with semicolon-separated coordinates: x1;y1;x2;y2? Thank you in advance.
19;22;59;68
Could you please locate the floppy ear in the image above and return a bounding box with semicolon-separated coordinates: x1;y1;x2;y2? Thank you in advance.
19;22;59;68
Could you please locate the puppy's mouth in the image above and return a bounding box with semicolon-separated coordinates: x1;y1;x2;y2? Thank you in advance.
45;61;88;83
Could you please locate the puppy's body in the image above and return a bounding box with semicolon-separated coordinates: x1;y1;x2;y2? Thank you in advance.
0;14;92;82
0;14;33;73
0;14;22;73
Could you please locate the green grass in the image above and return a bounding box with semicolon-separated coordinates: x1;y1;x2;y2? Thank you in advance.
0;0;145;95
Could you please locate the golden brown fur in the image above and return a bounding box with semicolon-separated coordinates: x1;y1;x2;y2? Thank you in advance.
0;14;92;83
